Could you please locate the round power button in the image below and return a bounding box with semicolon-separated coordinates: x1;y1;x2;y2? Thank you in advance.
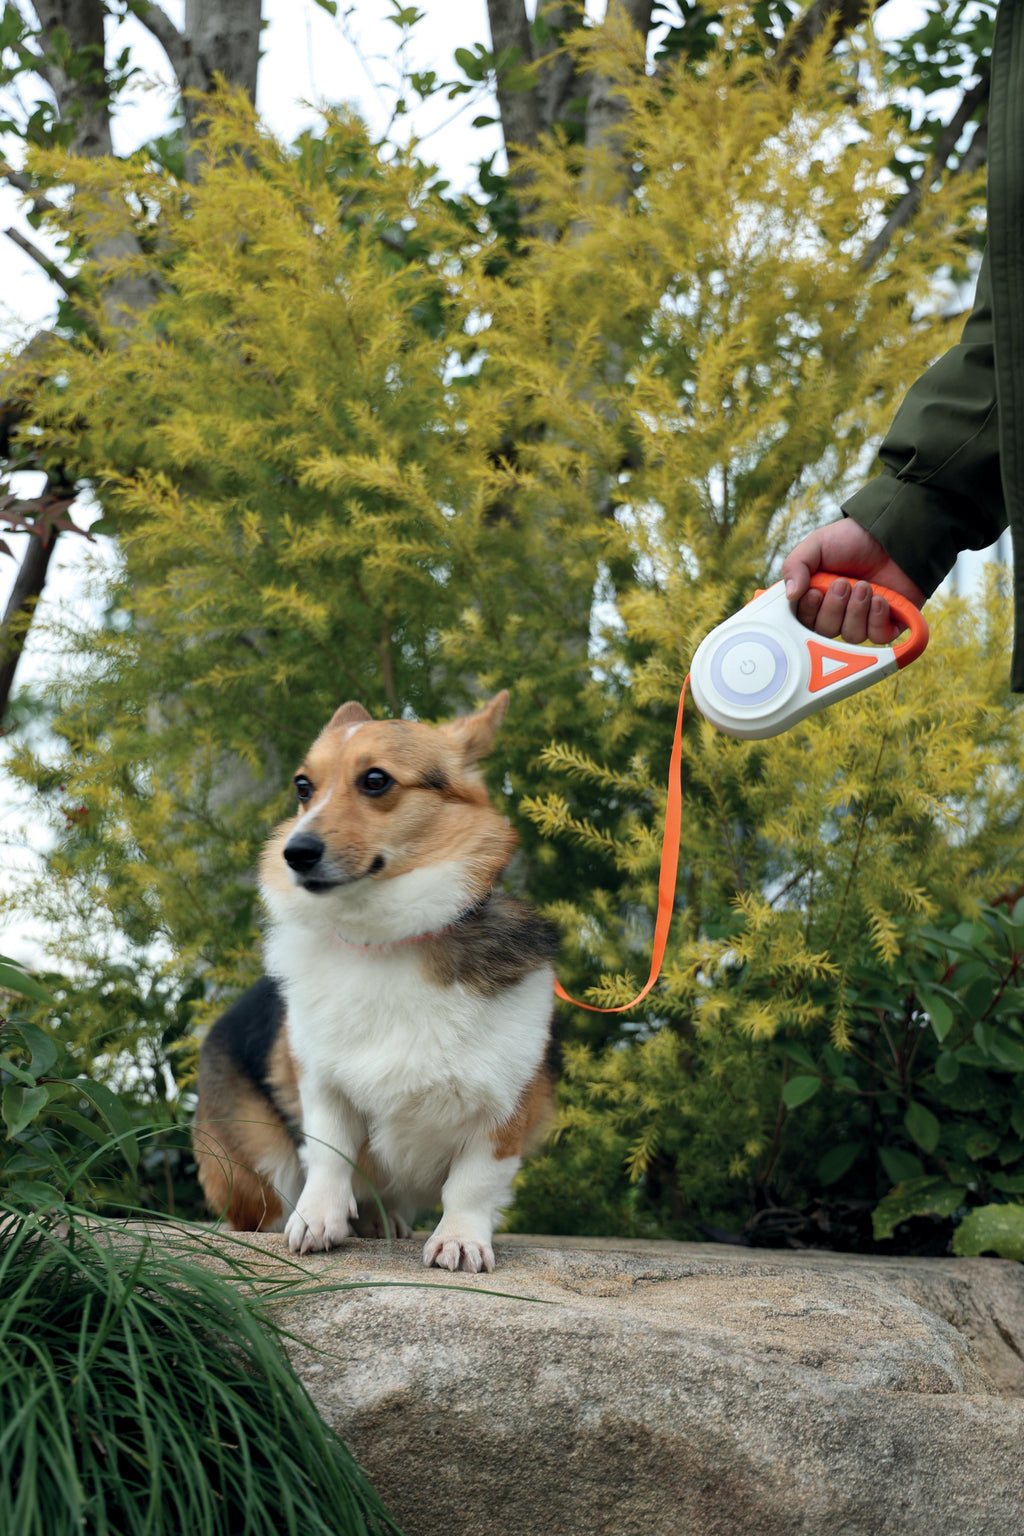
710;631;788;708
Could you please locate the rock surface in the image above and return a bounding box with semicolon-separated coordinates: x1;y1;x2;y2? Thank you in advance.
192;1232;1024;1535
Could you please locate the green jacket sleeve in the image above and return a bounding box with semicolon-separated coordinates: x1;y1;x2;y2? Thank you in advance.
841;250;1006;597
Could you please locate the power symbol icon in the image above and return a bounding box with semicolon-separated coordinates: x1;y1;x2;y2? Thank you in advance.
709;632;790;706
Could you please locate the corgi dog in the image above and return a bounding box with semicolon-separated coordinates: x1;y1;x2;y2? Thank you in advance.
192;690;558;1273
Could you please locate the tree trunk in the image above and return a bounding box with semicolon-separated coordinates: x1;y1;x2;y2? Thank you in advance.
181;0;263;171
485;0;541;155
0;0;264;726
0;527;59;723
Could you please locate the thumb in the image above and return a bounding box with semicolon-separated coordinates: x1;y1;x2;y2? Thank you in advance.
780;526;831;601
780;547;819;603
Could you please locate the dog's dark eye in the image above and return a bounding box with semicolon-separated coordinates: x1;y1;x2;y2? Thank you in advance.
294;775;314;803
359;767;393;797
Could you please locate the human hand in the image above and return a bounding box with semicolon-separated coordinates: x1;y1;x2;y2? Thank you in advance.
779;518;926;644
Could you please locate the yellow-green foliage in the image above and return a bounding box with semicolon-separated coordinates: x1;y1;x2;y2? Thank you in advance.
513;575;1024;1231
3;11;1020;1232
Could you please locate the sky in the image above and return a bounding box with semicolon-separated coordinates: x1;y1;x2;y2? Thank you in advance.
0;0;1010;964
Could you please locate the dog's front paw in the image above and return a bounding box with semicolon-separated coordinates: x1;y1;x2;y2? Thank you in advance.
423;1227;495;1274
285;1190;357;1254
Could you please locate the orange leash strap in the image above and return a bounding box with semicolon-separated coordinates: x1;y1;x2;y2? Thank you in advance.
554;674;689;1015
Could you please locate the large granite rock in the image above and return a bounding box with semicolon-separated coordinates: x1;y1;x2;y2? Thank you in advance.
196;1233;1024;1535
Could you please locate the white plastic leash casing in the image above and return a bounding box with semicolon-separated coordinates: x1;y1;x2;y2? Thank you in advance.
689;580;900;740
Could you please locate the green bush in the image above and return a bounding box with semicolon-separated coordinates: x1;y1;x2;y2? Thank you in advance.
3;17;1021;1264
1;962;203;1220
512;901;1024;1258
785;900;1024;1257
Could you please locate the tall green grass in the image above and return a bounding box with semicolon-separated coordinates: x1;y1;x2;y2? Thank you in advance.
2;986;407;1534
0;1208;404;1536
1;996;402;1534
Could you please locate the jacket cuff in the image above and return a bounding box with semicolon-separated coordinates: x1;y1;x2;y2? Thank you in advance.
842;472;1003;598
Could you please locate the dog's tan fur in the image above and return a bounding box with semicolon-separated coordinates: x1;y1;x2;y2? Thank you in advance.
257;695;518;907
195;1009;303;1229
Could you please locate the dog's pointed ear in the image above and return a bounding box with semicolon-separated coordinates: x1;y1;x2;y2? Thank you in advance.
329;701;372;731
439;690;509;763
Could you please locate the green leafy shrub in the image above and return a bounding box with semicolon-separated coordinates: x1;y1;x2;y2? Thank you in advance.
516;895;1024;1258
2;1003;139;1211
3;19;984;1032
512;580;1024;1256
1;963;203;1219
783;900;1024;1257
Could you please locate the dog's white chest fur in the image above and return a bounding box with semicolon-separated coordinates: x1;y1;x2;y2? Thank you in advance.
264;908;552;1201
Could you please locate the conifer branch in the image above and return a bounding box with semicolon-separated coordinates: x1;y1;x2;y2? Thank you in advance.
776;0;895;73
582;0;655;168
618;0;655;38
0;1;265;715
0;161;58;219
4;227;75;295
859;74;990;272
132;2;190;86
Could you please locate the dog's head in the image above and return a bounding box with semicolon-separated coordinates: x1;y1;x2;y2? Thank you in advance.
259;692;517;941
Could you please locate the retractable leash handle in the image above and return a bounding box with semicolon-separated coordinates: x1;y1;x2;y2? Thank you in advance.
555;574;928;1014
689;573;929;740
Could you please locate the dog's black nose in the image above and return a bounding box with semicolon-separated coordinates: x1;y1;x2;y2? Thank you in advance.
283;832;325;872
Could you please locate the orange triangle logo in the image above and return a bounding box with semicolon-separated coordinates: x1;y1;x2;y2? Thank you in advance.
807;640;879;693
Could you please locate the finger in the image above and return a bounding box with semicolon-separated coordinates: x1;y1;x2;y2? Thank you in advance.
839;581;873;645
812;577;851;638
866;594;901;646
795;586;824;630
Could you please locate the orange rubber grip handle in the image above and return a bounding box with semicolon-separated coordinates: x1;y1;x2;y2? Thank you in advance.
807;572;929;669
